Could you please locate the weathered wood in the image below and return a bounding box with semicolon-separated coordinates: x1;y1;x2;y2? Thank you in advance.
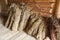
18;4;32;31
27;18;42;35
36;20;47;40
11;4;22;31
25;13;39;32
5;7;14;28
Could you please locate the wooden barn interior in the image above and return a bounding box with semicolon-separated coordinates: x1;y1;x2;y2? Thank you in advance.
0;0;60;40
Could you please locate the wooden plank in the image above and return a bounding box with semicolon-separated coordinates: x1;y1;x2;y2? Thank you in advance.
27;2;55;13
34;0;56;2
28;3;55;8
22;0;56;2
8;0;56;3
55;0;60;19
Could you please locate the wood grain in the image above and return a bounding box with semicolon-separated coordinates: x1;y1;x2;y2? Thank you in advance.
7;0;56;3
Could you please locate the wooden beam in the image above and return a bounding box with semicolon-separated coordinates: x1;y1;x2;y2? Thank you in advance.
7;0;56;3
34;0;56;2
54;0;60;19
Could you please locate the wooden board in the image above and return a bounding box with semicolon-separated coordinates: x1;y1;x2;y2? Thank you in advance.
8;0;56;3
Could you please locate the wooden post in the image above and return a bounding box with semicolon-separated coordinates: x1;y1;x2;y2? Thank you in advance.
54;0;60;19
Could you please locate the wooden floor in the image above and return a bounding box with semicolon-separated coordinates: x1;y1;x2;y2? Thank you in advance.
0;24;36;40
